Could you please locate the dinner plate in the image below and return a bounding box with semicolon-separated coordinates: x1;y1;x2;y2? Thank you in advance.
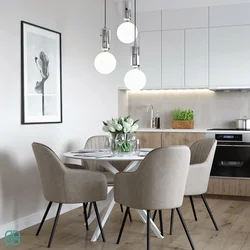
71;149;104;153
81;153;112;158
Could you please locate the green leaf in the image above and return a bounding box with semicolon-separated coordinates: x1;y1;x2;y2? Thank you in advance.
133;119;139;125
172;108;194;120
103;121;107;126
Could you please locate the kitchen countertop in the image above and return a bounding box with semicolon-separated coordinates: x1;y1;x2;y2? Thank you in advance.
137;128;250;133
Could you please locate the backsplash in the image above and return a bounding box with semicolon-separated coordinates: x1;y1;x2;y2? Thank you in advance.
127;90;250;129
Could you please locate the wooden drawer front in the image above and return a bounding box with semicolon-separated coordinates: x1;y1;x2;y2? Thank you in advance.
207;178;250;197
162;132;205;147
136;132;162;148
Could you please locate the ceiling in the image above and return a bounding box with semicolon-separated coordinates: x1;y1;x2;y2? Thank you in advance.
115;0;250;12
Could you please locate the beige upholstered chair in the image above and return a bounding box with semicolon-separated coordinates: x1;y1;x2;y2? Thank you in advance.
114;146;195;250
169;139;218;235
32;142;107;248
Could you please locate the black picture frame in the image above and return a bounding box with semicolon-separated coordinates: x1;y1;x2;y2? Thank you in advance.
21;21;62;124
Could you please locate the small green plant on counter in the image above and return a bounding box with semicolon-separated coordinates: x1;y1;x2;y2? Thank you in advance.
172;108;194;120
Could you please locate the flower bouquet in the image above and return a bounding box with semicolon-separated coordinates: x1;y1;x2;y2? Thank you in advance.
102;116;139;154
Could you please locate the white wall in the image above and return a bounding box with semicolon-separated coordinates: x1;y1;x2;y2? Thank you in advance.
0;0;121;236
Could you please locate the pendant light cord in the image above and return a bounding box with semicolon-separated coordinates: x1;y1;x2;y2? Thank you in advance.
134;0;137;46
104;0;107;28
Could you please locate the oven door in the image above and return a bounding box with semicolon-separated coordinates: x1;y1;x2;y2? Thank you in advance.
211;142;250;178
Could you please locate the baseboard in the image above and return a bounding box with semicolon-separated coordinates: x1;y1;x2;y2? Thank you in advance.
0;203;82;239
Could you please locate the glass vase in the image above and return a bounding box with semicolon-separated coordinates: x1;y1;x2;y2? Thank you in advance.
110;133;136;155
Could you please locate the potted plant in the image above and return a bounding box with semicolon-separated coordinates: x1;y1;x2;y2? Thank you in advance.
172;108;194;129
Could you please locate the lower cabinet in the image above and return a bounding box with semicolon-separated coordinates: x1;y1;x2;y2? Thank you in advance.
136;132;162;148
162;132;205;147
207;177;250;197
136;131;205;148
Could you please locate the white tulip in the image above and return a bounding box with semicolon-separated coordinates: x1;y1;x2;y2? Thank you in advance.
102;126;109;132
130;123;139;133
107;120;113;126
127;118;134;126
124;126;130;133
115;124;123;131
108;124;116;133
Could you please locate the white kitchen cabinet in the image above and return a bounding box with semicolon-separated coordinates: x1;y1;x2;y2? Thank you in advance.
210;3;250;27
185;28;208;88
139;31;162;89
209;25;250;88
162;30;184;89
137;10;161;32
162;7;208;30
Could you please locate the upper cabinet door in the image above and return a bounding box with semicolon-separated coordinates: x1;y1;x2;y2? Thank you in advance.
139;31;162;89
162;7;208;30
210;3;250;27
137;10;161;32
209;25;250;88
162;30;184;89
185;28;208;88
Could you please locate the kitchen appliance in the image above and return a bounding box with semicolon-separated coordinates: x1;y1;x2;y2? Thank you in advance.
236;117;250;130
206;129;250;178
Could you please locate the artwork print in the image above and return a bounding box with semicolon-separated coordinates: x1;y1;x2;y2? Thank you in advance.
21;21;62;124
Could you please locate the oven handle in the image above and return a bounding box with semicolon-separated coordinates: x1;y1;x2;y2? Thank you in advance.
217;144;250;147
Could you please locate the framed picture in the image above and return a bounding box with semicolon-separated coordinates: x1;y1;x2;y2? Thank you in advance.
21;21;62;124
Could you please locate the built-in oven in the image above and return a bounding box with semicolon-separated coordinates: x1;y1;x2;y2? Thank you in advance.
206;132;250;178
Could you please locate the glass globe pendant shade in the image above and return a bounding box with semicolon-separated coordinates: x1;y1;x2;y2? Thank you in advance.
117;22;138;44
124;68;146;91
94;51;116;74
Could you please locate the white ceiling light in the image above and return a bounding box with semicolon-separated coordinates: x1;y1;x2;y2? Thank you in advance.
94;0;116;74
117;0;138;44
124;0;146;91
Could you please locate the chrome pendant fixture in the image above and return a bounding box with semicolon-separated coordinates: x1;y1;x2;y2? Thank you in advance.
94;0;116;74
117;0;138;44
124;0;146;91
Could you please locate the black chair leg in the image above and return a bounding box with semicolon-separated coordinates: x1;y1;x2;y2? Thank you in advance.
147;210;150;250
176;208;195;250
117;207;130;244
170;209;174;235
48;203;62;248
189;196;198;221
201;194;219;231
87;202;93;219
83;203;89;231
128;209;133;222
152;210;157;221
120;204;124;212
93;202;105;242
36;201;52;236
159;210;163;236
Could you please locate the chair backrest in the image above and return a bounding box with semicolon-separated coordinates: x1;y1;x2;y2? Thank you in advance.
32;142;66;202
85;135;108;150
131;146;190;210
190;139;217;165
84;135;129;172
184;139;217;195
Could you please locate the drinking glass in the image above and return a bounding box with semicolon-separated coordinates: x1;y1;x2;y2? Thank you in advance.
135;139;140;156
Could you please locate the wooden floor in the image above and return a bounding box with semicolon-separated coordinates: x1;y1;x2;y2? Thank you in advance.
2;197;250;250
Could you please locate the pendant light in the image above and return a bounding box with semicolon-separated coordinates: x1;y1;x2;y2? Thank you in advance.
117;0;138;44
124;0;146;91
94;0;116;74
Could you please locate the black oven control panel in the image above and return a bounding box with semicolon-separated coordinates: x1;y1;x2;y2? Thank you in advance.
215;134;242;141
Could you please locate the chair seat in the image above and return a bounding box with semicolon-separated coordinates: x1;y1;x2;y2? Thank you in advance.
64;163;114;185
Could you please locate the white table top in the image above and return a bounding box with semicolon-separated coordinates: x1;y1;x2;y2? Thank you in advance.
64;149;153;161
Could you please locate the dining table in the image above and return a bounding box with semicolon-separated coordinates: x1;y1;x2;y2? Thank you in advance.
63;149;164;242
